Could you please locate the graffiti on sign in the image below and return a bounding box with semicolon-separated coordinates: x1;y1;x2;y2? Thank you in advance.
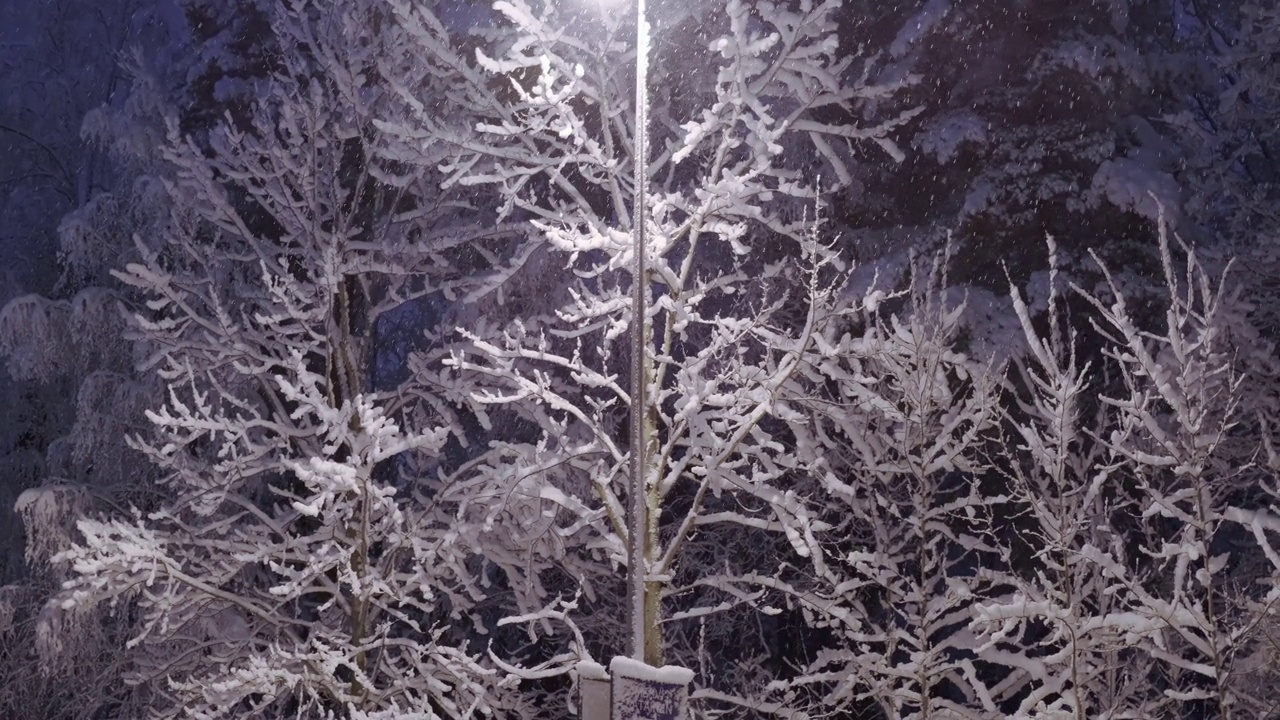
609;657;694;720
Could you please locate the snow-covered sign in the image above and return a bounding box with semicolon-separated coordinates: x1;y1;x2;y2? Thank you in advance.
609;657;693;720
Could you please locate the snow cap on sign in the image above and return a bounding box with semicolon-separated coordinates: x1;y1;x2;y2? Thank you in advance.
576;660;610;681
609;656;695;685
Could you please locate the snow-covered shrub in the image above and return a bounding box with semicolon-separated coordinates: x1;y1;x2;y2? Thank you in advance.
970;238;1159;719
774;251;1006;720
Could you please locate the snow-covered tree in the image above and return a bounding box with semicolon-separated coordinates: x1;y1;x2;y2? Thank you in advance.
1071;221;1256;718
379;0;919;709
1180;0;1280;351
769;217;1280;720
969;239;1160;720
967;219;1278;720
766;253;1005;720
0;0;168;261
828;0;1252;304
0;4;180;717
38;1;530;717
0;0;177;584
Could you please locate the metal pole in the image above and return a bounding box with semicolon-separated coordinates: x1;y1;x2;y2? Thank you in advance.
628;0;650;665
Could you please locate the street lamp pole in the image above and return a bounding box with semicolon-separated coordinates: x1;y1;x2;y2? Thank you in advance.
597;9;690;719
580;5;690;718
628;0;651;666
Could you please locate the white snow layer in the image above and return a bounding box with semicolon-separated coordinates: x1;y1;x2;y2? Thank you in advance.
609;656;695;686
890;0;951;58
915;112;987;164
575;660;609;681
1091;157;1180;220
